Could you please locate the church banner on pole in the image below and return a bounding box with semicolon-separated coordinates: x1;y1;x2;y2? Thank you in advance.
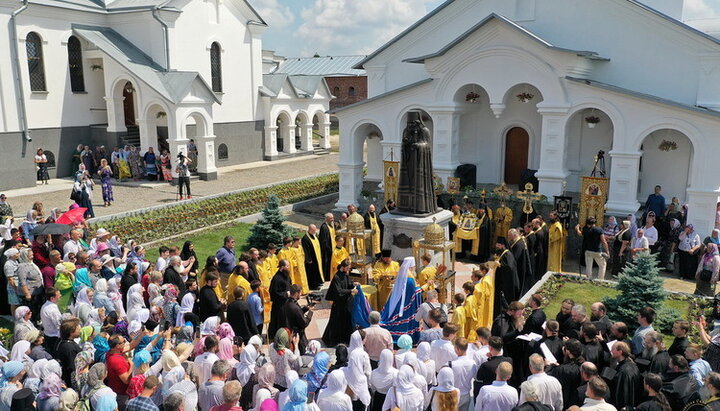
579;176;608;225
383;160;399;205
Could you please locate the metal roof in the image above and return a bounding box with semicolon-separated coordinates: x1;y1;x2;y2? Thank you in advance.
73;25;219;105
262;73;329;99
403;13;607;63
28;0;265;20
275;56;366;77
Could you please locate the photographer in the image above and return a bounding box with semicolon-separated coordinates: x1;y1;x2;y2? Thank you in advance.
176;152;192;200
282;284;314;353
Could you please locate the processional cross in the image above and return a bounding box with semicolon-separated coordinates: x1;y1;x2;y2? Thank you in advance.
493;182;513;205
516;183;543;223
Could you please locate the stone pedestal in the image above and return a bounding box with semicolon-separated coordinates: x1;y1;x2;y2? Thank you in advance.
381;209;453;260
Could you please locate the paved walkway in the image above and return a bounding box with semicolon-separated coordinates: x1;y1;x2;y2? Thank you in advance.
3;153;340;219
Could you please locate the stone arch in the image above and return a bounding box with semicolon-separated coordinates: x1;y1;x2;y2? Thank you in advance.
563;106;616;192
498;122;536;187
396;106;434;143
217;143;229;160
311;110;330;150
142;101;171;153
275;111;293;153
110;76;141;129
295;111;310;150
352;121;384;182
183;111;209;141
637;126;696;203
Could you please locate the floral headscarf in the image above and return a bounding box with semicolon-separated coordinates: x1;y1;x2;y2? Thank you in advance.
14;306;31;323
305;351;329;395
38;373;62;400
201;316;220;336
217;323;235;340
74;351;93;377
163;284;178;303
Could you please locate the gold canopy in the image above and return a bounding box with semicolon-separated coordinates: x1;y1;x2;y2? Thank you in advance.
424;217;445;245
347;212;365;233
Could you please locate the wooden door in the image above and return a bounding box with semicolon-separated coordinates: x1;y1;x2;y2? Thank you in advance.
123;83;136;126
504;127;529;185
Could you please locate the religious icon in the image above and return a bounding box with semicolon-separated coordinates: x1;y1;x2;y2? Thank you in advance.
447;177;460;194
460;216;478;231
579;176;608;227
387;167;395;177
554;195;573;228
586;183;601;196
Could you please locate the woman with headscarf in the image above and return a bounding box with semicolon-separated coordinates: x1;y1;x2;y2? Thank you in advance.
36;372;62;411
54;262;75;312
176;292;195;328
126;283;146;323
83;363;108;401
10;340;33;369
235;343;258;386
611;220;633;277
401;352;428;399
12;306;37;344
277;370;299;410
201;316;220;337
260;398;280;411
162;284;180;326
679;224;702;280
329;344;348;375
4;248;22;315
126;350;153;399
58;388;79;411
394;334;413;367
24;358;46;396
74;166;95;218
416;342;436;385
41;359;62;381
348;330;371;378
17;247;43;316
269;328;301;389
73;264;93;294
253;389;272;411
381;365;423;411
317;370;353;411
429;367;459;411
20;210;37;243
95;393;118;411
369;349;397;411
74;287;95;325
305;351;329;398
27;331;51;361
0;361;25;410
283;379;319;411
696;243;720;296
72;350;93;394
253;363;280;408
106;278;126;319
127;146;144;180
342;349;371;410
180;241;199;275
93;279;115;314
218;337;239;368
381;257;422;344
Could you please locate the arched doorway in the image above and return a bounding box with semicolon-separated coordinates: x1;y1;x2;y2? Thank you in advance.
184;113;209;176
295;111;309;150
143;104;170;154
276;112;291;153
564;108;614;192
122;82;136;126
353;123;384;182
639;129;693;203
504;127;529;185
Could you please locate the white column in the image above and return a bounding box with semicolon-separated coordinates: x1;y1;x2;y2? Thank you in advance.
605;151;641;216
300;122;313;151
197;134;218;180
319;121;332;149
283;124;296;154
104;97;127;133
336;162;364;209
535;106;570;197
264;125;278;157
429;107;460;184
687;188;720;235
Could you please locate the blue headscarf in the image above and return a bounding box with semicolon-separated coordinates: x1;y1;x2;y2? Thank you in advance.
305;351;329;394
73;268;92;293
95;393;118;411
351;284;370;329
93;335;110;363
283;379;308;411
0;361;24;387
132;350;152;368
397;334;413;351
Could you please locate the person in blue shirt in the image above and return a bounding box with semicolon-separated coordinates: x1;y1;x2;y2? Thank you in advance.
645;185;666;218
247;280;264;335
215;236;236;275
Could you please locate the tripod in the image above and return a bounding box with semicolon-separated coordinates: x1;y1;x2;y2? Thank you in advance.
591;150;606;178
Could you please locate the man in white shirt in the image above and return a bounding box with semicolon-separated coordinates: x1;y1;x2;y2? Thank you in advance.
63;229;85;260
519;354;563;411
155;246;170;273
415;289;447;329
470;327;494;366
363;311;393;367
430;323;458;371
451;338;479;411
40;287;63;356
476;361;518;411
643;217;659;247
631;229;650;260
193;335;220;385
576;376;617;410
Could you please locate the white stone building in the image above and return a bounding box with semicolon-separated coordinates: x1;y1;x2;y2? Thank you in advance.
333;0;720;234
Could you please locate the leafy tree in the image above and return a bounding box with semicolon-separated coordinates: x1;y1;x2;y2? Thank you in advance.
248;195;293;249
603;252;679;332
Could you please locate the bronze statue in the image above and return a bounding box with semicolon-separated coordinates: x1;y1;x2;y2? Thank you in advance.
397;112;436;215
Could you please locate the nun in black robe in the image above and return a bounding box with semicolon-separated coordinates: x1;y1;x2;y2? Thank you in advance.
510;235;534;295
493;237;520;318
322;263;356;347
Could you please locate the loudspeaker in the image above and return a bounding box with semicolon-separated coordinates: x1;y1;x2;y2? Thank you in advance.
455;164;477;189
519;169;539;191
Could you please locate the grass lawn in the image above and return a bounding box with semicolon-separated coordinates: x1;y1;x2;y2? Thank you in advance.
145;222;253;264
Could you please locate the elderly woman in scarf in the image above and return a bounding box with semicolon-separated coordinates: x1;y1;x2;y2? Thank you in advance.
0;361;25;409
4;248;21;314
369;349;397;411
382;364;424;411
253;363;280;408
72;350;93;393
395;334;413;366
696;243;720;296
93;279;115;315
37;372;62;411
304;351;329;398
21;210;38;242
107;278;126;319
24;358;47;396
83;363;108;398
317;370;353;411
17;247;43;314
162;284;180;325
176;292;195;328
235;343;258;387
126;283;146;323
348;330;371;377
218;337;238;368
343;349;371;410
12;306;37;343
58;388;79;411
74;287;95;325
269;328;301;389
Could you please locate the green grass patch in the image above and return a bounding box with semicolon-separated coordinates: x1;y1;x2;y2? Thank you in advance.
145;222;253;263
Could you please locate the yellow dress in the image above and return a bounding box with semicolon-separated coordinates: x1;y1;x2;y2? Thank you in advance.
367;213;381;256
259;286;271;325
464;294;478;340
548;221;567;272
475;273;495;329
292;246;310;294
493;206;513;245
453;304;467;338
226;273;251;304
330;246;350;280
372;260;399;309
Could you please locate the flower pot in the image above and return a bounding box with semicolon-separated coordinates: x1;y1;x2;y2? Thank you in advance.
587;122;597;129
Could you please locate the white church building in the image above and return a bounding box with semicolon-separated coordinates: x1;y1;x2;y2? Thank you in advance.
333;0;720;234
0;0;331;189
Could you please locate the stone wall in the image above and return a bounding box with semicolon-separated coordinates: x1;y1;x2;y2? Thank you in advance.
327;76;367;110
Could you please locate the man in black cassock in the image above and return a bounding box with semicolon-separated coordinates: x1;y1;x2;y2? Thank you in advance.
282;284;313;353
322;260;358;347
301;224;324;290
491;301;526;386
268;259;291;339
538;217;550;273
508;228;534;295
319;213;335;279
609;341;642;409
474;207;493;262
493;237;520;318
524;223;537;280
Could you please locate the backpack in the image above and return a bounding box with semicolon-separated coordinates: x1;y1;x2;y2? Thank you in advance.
76;385;102;411
424;302;447;327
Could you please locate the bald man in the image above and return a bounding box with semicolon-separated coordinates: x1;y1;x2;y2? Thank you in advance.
301;224;325;290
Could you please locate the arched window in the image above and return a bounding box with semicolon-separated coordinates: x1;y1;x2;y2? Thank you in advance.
348;86;356;97
333;86;340;96
210;42;222;92
43;150;56;167
218;143;228;160
26;32;46;92
67;36;85;92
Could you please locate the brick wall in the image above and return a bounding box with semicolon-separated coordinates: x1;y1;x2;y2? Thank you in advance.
327;76;367;110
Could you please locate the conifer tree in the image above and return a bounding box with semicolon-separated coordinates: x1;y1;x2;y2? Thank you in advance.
248;195;292;248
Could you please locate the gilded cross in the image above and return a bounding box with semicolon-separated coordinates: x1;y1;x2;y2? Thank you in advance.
516;183;543;215
493;182;513;204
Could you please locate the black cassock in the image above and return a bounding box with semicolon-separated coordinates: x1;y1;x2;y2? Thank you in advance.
510;237;534;296
319;222;334;280
494;249;520;318
538;224;549;274
475;212;493;262
322;270;355;347
525;231;537;281
491;312;526;386
549;360;582;407
301;233;324;290
611;360;642;409
268;270;290;338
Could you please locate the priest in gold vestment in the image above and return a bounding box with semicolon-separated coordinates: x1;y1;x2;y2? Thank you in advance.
473;263;496;329
292;237;310;294
364;204;384;257
330;236;350;281
372;250;399;309
547;211;567;272
493;203;513;245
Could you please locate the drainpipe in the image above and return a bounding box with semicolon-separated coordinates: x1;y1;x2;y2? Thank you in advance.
152;0;171;71
10;0;30;150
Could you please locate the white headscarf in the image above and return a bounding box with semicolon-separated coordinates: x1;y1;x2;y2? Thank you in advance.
252;388;271;411
396;364;421;397
75;288;93;308
95;279;108;294
342;349;371;406
201;316;220;336
126;284;145;321
235;344;258;386
161;366;185;399
416;341;436;385
433;367;455;393
317;370;352;410
41;360;62;380
176;293;194;327
348;330;363;354
386;256;415;316
370;349;397;394
402;351;426;380
10;340;32;364
30;359;48;380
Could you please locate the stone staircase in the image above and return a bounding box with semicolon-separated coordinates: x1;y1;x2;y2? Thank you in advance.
122;125;141;147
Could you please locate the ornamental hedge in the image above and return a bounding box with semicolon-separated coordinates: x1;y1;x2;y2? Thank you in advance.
91;174;339;244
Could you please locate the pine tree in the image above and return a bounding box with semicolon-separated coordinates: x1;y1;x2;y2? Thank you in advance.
248;195;293;249
603;252;677;331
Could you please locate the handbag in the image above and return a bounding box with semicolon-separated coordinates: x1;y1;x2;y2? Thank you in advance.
424;389;436;411
700;269;713;283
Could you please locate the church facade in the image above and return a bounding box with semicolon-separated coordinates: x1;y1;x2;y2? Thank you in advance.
0;0;331;189
333;0;720;234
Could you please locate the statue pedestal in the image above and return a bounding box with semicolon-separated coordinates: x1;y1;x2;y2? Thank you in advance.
381;209;453;260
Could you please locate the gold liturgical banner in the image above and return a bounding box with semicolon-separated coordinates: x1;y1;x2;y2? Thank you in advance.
579;176;608;225
383;160;399;205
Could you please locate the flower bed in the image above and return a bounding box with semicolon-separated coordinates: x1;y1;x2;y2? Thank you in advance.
91;174;339;244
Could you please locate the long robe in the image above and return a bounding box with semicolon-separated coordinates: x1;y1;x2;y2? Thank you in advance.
472;213;493;261
491;312;526;386
474;273;495;330
290;246;310;294
548;221;566;272
322;270;355;346
396;119;436;215
494;249;520;318
493;206;513;245
510;237;534;296
319;222;336;280
525;231;538;281
612;360;642;409
372;260;399;309
380;277;422;343
277;248;295;283
301;234;324;290
536;224;549;274
268;270;291;338
364;212;383;256
330;246;350;281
